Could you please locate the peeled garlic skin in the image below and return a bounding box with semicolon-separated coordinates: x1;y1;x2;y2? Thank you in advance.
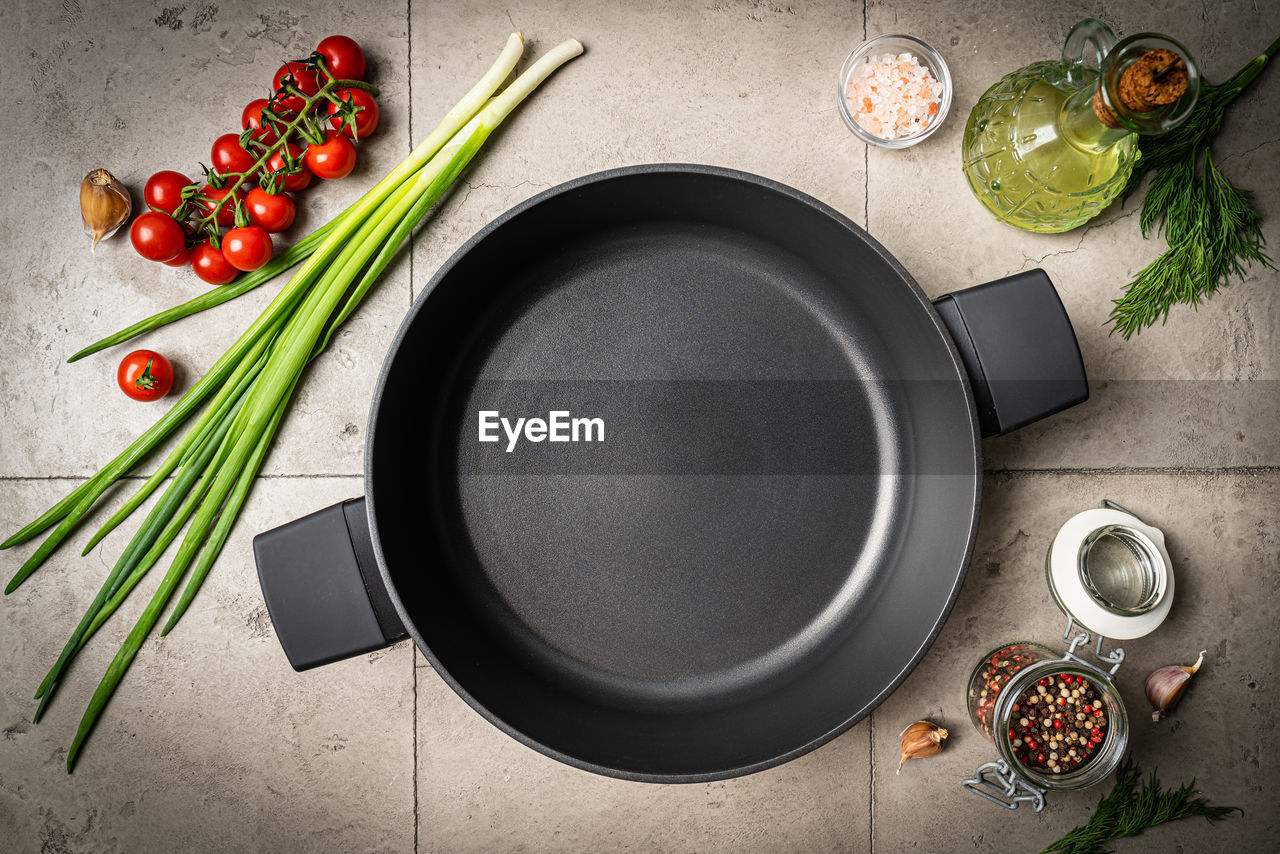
897;720;948;774
80;168;132;251
1146;649;1206;722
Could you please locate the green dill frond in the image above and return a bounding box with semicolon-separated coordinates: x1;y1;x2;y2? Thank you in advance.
1039;757;1241;854
1109;35;1280;338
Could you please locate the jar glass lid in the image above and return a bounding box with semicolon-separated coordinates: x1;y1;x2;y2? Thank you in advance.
1046;501;1174;640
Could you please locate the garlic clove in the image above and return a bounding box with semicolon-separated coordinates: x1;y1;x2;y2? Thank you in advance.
898;719;948;774
80;168;132;252
1145;649;1206;722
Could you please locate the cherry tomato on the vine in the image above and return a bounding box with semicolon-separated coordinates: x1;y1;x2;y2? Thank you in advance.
242;98;285;144
273;61;319;113
245;187;296;233
327;88;379;139
117;350;175;402
316;35;367;82
305;131;357;180
211;133;257;175
194;184;241;227
130;211;186;262
267;143;313;192
222;225;274;272
190;241;239;285
143;170;192;215
162;244;192;267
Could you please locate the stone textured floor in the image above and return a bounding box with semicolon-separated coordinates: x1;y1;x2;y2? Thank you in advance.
2;0;1277;851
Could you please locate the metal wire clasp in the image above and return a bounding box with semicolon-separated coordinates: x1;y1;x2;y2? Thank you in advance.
1061;616;1125;677
961;759;1046;812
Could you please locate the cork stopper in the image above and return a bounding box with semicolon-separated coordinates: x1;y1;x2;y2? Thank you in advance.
1092;48;1190;128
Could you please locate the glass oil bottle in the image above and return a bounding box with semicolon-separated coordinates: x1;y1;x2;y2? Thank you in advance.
961;20;1199;233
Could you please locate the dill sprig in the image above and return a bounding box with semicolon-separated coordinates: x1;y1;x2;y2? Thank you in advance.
1109;34;1280;338
1039;757;1242;854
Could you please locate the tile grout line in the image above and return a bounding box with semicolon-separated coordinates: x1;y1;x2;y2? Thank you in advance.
413;650;420;854
406;6;420;853
986;465;1280;476
862;0;869;236
868;713;876;854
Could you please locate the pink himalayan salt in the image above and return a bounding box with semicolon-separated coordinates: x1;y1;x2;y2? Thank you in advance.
845;52;942;140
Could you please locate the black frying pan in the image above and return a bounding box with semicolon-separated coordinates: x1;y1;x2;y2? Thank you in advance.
253;165;1087;782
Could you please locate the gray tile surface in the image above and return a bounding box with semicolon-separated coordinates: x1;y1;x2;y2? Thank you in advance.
417;655;870;852
2;0;1277;851
872;471;1280;851
0;477;414;853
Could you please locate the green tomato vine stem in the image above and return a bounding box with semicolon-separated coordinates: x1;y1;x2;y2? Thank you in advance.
185;55;379;233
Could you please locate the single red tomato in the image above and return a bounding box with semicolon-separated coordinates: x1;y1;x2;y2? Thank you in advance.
241;98;286;144
194;184;241;227
326;88;379;139
190;241;239;285
316;35;367;81
244;187;296;233
305;131;357;180
117;350;175;401
143;170;192;215
162;244;192;267
222;225;273;271
211;133;257;175
129;211;186;262
273;61;319;113
266;143;313;192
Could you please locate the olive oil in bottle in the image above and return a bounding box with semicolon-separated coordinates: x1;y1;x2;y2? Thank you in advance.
962;20;1199;233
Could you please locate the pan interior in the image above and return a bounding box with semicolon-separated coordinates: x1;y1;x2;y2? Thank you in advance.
447;220;904;709
370;168;979;779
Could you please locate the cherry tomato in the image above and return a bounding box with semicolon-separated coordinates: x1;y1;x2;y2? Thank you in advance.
143;170;192;215
211;133;257;175
326;88;379;139
222;225;273;271
117;350;174;402
316;35;367;81
267;143;313;192
162;244;192;267
190;241;239;285
305;131;357;180
273;61;319;113
130;211;186;262
242;98;285;144
194;184;241;227
245;187;296;233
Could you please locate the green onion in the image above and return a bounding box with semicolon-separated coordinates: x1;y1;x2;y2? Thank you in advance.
0;33;581;772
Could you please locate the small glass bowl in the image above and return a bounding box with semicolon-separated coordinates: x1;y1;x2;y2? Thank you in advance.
837;34;953;149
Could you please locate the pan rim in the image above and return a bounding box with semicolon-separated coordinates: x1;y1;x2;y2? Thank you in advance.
365;163;982;782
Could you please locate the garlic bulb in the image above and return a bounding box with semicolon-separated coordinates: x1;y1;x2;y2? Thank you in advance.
1145;649;1206;722
80;168;132;251
898;719;948;773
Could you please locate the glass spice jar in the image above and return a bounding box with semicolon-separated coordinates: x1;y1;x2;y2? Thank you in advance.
962;500;1170;812
965;641;1129;796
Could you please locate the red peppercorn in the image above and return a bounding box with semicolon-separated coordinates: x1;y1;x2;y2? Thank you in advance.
1094;709;1104;716
1054;719;1062;729
1058;697;1066;706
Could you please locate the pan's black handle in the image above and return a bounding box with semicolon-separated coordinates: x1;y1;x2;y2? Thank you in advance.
253;497;407;671
933;269;1088;438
